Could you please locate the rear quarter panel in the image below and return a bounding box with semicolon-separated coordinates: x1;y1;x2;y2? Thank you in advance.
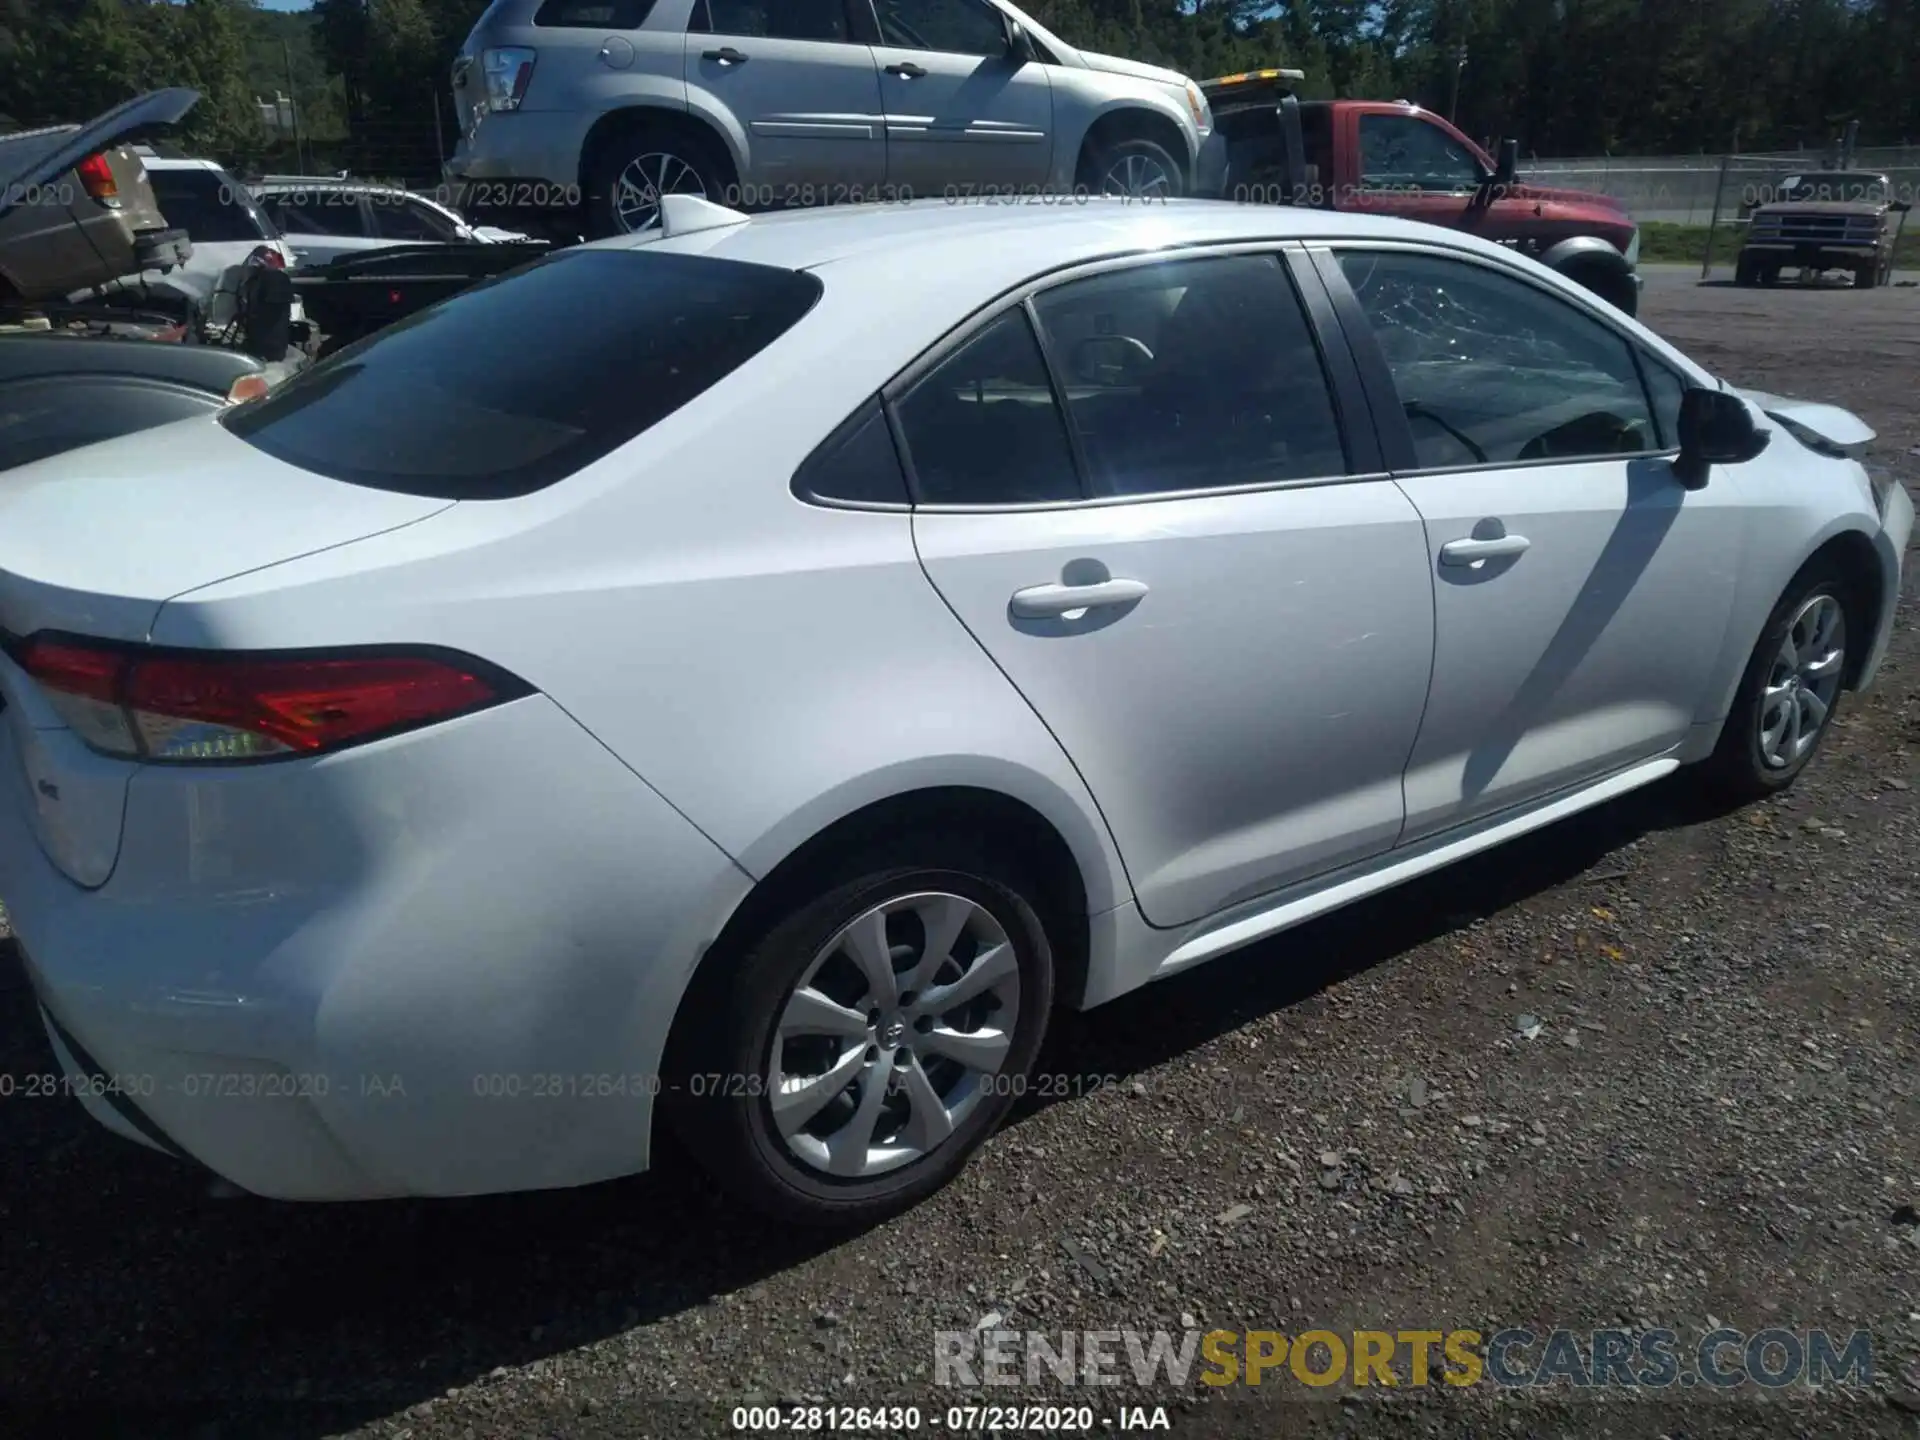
148;273;1134;928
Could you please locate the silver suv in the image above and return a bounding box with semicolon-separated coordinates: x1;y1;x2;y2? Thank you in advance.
446;0;1225;236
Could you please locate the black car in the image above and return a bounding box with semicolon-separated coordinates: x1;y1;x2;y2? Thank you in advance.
0;333;263;471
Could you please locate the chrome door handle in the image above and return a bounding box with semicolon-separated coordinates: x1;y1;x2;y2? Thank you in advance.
1439;534;1531;565
703;46;748;63
1008;578;1149;618
885;61;929;78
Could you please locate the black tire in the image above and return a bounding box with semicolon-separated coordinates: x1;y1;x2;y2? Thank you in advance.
1856;261;1881;290
583;119;735;239
1759;265;1781;286
663;843;1056;1227
1734;255;1758;286
1558;259;1637;315
1702;561;1854;804
1084;135;1187;200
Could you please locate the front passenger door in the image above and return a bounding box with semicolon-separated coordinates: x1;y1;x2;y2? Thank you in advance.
1347;110;1483;231
1321;246;1742;842
867;0;1053;193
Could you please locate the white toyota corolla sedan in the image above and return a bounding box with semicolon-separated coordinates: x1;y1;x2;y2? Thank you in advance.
0;195;1907;1225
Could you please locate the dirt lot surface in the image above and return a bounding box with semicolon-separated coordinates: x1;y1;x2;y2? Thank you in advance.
3;276;1918;1440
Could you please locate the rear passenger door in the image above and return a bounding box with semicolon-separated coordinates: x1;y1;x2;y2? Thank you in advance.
686;0;887;190
905;249;1436;929
259;192;375;266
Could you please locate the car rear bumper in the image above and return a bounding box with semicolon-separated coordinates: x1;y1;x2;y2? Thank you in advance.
447;110;597;198
1741;241;1883;267
2;693;749;1200
132;226;191;274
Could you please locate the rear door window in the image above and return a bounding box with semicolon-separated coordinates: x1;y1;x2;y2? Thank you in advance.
1029;253;1349;496
224;249;823;499
262;192;370;237
892;309;1081;505
370;196;462;242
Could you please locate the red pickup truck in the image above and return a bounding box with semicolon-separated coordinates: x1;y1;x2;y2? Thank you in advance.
1205;70;1642;316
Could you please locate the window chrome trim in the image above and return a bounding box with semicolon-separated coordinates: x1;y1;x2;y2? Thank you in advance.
908;468;1399;516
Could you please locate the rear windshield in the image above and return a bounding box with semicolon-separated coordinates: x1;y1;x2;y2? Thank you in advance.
223;249;824;498
149;168;279;243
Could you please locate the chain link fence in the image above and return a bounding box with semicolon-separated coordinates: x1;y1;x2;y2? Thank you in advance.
1520;149;1912;272
1524;146;1920;225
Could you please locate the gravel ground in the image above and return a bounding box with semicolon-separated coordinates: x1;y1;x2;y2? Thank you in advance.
2;277;1918;1440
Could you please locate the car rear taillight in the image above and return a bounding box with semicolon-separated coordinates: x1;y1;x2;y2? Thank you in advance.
247;244;286;270
482;47;537;112
76;152;119;204
6;635;529;763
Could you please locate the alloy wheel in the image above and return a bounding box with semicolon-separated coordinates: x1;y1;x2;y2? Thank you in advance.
1099;152;1176;199
1758;592;1846;769
766;891;1020;1179
612;151;708;232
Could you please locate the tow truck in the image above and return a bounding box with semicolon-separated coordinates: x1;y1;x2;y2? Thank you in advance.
1204;69;1643;315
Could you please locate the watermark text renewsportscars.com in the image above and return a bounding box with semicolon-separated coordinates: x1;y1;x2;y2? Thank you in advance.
935;1326;1875;1391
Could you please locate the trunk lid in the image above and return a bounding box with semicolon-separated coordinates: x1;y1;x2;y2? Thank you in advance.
0;415;454;643
0;417;454;887
0;89;199;225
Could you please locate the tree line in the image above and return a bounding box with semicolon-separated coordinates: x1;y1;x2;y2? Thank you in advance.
3;0;1915;182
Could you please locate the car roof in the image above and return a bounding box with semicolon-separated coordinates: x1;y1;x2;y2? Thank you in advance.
599;197;1516;293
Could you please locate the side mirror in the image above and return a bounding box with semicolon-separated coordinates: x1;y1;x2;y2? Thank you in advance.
1492;138;1517;188
1675;386;1768;490
1004;16;1035;62
1892;199;1913;214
